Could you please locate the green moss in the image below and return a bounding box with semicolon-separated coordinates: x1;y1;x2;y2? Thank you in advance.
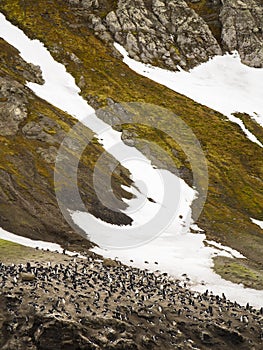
234;112;263;145
170;44;181;57
213;256;263;289
0;239;36;263
44;128;57;135
0;238;73;265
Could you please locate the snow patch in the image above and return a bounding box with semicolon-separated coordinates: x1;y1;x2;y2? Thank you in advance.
115;43;263;147
92;237;263;308
205;240;246;259
251;218;263;230
0;227;84;257
0;13;93;119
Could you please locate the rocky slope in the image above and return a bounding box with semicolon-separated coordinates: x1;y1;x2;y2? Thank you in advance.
0;1;263;349
0;250;262;350
67;0;263;70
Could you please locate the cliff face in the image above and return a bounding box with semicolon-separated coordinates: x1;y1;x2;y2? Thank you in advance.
104;0;222;70
68;0;263;70
69;0;222;70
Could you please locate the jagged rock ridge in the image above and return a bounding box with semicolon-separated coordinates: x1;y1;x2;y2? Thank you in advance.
220;0;263;68
68;0;263;69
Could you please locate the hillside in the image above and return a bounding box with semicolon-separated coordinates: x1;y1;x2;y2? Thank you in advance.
0;35;133;250
1;0;263;348
0;0;262;284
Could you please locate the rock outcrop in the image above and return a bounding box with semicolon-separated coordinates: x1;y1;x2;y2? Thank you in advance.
68;0;263;70
0;78;28;136
69;0;222;70
220;0;263;68
107;0;222;70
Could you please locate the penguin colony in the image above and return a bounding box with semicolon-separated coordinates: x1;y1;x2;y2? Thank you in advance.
0;253;262;349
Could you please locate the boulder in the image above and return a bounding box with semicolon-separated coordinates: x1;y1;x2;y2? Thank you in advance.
19;272;35;282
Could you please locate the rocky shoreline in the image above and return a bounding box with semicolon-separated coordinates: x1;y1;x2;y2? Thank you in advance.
0;249;262;349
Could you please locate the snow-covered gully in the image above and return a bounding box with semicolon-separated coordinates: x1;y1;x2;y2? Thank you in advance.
0;13;263;308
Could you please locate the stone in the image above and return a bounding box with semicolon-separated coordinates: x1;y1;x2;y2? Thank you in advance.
22;116;66;144
36;146;58;164
78;75;86;89
103;258;119;267
0;78;28;136
19;272;35;281
121;129;138;147
106;11;122;32
69;52;82;64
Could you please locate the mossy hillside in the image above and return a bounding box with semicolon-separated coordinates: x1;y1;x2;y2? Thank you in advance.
0;239;40;264
0;38;30;84
0;33;133;193
0;37;133;248
0;0;263;277
0;238;98;265
0;69;130;196
213;255;263;290
234;113;263;145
